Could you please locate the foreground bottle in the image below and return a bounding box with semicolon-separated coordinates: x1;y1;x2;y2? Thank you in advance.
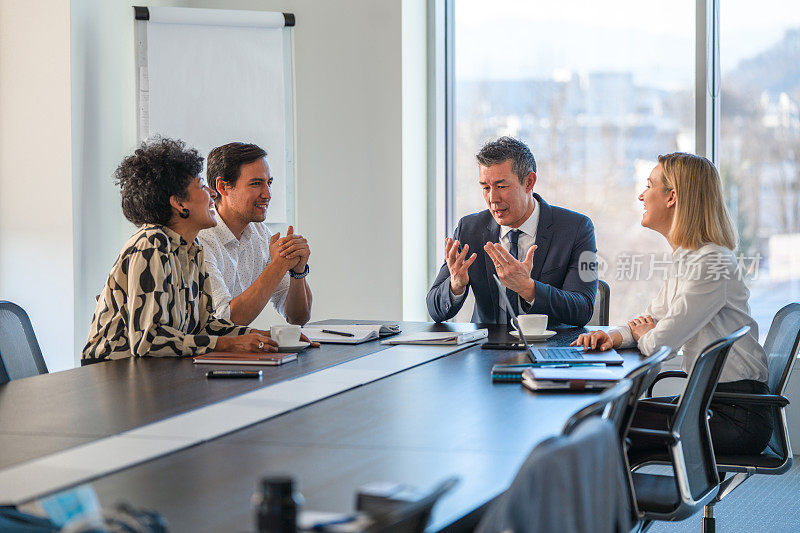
254;475;303;533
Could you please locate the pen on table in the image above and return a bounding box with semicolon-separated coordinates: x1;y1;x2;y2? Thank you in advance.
321;329;355;337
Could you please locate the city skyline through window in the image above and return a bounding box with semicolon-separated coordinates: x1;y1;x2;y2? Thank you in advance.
452;0;800;333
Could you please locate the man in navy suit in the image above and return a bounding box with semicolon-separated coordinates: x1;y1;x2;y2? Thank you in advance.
427;137;597;327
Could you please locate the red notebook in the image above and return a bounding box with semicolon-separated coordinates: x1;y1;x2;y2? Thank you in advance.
193;351;297;366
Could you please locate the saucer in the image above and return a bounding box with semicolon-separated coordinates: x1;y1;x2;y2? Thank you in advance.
277;341;310;353
510;330;556;342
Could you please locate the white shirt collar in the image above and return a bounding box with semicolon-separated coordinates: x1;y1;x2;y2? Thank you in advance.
208;212;252;246
500;196;539;240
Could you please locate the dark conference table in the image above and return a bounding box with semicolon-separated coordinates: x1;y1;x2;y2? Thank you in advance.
0;321;645;532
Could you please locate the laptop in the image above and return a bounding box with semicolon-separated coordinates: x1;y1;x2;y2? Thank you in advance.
493;275;623;365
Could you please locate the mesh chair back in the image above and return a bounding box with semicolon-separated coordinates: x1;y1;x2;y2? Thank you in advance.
671;326;749;502
762;303;800;396
0;301;48;384
587;280;610;327
760;303;800;459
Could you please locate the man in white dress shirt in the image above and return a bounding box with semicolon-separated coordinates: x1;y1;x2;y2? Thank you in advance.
198;142;312;326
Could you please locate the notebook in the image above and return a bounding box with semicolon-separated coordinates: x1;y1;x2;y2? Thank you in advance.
521;366;620;391
381;329;488;346
193;352;297;366
301;324;401;344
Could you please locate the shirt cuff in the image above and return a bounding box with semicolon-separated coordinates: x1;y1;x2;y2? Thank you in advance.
449;286;467;304
610;325;636;349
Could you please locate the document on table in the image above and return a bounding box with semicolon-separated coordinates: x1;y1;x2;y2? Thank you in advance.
301;324;401;344
381;329;488;345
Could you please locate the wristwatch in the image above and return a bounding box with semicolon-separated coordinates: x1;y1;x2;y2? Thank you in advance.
289;264;309;279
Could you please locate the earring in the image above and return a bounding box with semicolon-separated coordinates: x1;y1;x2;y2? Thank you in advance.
179;208;190;219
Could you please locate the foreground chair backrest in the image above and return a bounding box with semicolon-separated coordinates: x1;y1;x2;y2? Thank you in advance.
628;326;750;525
476;380;635;533
0;301;48;384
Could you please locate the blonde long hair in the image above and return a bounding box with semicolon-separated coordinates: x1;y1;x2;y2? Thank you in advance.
658;152;737;250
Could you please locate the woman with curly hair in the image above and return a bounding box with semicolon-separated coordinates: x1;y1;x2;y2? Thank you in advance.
82;137;284;362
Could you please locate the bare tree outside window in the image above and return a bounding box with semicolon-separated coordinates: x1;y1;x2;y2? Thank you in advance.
452;0;800;334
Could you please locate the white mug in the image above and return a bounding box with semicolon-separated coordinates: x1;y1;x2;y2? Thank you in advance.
270;325;301;346
516;314;548;335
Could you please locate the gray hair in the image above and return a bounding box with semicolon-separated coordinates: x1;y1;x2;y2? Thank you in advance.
476;136;537;183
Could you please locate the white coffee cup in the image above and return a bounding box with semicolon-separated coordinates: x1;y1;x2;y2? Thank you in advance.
516;314;548;336
270;325;301;346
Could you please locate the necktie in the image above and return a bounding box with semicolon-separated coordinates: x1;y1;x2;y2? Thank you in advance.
506;229;521;321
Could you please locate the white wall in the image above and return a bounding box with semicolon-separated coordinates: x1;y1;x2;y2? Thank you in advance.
0;1;75;372
70;0;426;361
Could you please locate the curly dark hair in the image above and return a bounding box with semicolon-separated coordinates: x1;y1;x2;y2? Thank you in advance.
206;142;267;204
476;136;537;183
115;137;204;226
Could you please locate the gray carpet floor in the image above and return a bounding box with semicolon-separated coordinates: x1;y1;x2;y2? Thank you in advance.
646;458;800;532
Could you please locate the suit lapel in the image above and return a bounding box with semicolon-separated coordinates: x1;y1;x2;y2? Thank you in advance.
531;193;553;280
483;219;501;322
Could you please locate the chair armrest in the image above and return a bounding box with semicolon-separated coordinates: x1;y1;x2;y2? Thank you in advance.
627;427;678;445
646;370;688;398
713;392;789;407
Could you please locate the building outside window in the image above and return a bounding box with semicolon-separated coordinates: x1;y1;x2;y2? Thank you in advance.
450;0;800;335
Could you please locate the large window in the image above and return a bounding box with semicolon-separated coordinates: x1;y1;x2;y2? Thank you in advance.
448;0;800;334
452;0;695;324
720;1;800;334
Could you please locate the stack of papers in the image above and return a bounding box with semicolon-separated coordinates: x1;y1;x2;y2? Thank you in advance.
521;366;619;391
381;329;488;346
301;324;401;344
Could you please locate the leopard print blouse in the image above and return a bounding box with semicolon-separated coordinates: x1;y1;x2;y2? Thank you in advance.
82;225;250;362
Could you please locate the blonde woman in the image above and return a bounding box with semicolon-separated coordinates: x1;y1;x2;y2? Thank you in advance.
572;152;771;455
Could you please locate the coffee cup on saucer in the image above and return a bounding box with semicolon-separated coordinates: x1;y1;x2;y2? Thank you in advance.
270;325;301;347
515;314;548;336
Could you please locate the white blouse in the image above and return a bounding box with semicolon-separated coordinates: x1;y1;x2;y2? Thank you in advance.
612;244;768;384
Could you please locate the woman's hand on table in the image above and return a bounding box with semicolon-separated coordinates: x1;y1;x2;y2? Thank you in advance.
571;330;621;351
215;333;279;353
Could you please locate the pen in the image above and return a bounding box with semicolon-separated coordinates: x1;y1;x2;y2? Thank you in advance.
321;329;355;337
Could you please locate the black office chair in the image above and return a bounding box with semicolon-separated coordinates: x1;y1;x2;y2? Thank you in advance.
588;279;611;327
627;327;750;529
562;378;633;435
478;383;635;533
563;349;671;531
0;301;48;384
700;303;799;532
364;477;459;533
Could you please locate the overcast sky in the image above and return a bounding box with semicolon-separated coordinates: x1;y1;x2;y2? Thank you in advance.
456;0;800;89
